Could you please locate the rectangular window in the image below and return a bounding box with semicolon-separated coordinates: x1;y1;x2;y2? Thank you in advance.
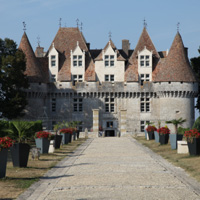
73;98;83;112
51;55;56;67
51;74;56;82
72;74;83;86
104;55;115;67
140;55;150;67
140;97;150;112
105;75;114;82
140;74;150;85
105;75;109;81
105;97;115;112
73;55;83;67
52;98;56;112
140;120;150;132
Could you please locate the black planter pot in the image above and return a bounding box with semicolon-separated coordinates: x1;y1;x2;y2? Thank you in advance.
188;138;200;156
0;149;8;178
61;133;70;145
10;143;30;167
54;135;63;149
159;134;169;145
148;131;155;140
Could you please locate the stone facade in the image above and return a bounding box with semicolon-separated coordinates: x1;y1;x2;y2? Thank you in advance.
19;26;198;136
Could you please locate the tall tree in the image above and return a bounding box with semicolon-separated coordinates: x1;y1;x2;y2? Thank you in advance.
191;47;200;111
0;38;29;119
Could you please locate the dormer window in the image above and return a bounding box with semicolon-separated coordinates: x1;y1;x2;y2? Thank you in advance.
105;55;114;67
51;55;56;67
73;55;82;67
140;55;150;67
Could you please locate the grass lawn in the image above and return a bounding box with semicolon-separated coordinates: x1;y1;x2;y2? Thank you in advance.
135;136;200;183
0;138;86;200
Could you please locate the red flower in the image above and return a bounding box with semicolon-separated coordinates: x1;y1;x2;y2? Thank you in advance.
35;131;52;139
157;127;170;135
146;126;157;132
184;129;200;139
60;128;73;134
0;136;14;151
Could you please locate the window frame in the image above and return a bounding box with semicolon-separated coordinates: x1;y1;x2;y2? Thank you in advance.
73;98;83;112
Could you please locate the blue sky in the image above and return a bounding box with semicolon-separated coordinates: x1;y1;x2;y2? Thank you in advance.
0;0;200;59
1;0;200;118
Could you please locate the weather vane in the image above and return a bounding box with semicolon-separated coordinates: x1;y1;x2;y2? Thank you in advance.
177;22;180;32
143;18;147;28
109;31;112;40
80;22;83;31
59;18;62;28
23;21;26;32
76;18;79;28
37;36;40;47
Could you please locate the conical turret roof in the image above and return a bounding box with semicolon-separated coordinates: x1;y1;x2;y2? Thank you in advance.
153;32;197;82
125;27;160;81
19;32;43;83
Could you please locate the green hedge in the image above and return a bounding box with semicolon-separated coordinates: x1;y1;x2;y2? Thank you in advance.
192;116;200;132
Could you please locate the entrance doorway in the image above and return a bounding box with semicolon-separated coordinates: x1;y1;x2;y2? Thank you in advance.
105;130;115;137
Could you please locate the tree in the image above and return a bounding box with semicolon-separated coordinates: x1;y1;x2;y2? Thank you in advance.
165;118;186;134
0;38;29;119
190;47;200;111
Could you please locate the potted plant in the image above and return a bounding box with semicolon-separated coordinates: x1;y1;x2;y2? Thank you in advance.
0;136;14;178
60;128;73;144
157;126;170;145
5;121;33;167
146;126;157;140
166;118;186;149
35;131;52;154
184;128;200;155
53;122;63;149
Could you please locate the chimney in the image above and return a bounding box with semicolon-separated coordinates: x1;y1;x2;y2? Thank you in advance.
35;46;44;57
122;39;130;57
184;47;188;57
86;43;90;50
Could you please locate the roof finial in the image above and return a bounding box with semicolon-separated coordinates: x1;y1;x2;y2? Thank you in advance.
37;35;40;47
177;22;180;32
59;18;62;28
23;21;26;32
80;22;83;32
109;31;112;40
143;18;147;29
76;18;79;28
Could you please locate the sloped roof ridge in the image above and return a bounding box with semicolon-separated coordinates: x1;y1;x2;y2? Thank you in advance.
95;39;125;61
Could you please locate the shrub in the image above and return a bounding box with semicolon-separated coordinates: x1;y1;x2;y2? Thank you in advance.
192;117;200;132
178;127;190;135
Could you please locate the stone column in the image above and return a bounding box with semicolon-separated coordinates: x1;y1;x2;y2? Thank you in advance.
92;109;99;133
120;110;127;136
